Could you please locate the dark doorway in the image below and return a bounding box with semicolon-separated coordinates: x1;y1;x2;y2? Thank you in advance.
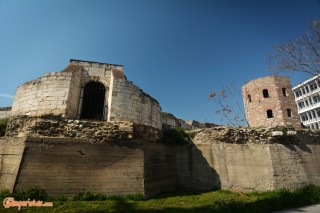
80;82;106;120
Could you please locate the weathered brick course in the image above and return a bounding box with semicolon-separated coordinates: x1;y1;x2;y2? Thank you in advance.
242;76;301;128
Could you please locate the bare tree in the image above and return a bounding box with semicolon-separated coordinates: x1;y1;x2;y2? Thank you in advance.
267;19;320;76
208;82;248;127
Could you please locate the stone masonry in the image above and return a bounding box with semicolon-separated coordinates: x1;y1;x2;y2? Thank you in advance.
0;107;11;119
10;59;162;129
242;76;301;128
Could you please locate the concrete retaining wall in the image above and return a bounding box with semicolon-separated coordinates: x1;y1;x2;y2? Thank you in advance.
1;126;320;197
0;137;175;197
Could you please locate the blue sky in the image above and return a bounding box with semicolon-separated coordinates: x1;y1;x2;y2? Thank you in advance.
0;0;319;124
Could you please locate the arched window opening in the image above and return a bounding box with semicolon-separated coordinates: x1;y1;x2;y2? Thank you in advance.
80;81;106;120
263;89;269;98
287;109;292;117
266;109;273;118
247;94;252;102
282;88;287;96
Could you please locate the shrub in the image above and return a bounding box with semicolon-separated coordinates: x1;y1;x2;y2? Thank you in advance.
0;118;8;136
14;187;48;201
161;127;189;144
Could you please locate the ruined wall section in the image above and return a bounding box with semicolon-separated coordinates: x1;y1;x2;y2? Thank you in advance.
65;70;81;118
0;107;11;119
10;72;74;117
242;76;300;128
109;73;162;129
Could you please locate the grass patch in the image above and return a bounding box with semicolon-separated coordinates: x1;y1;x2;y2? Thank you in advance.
1;185;320;212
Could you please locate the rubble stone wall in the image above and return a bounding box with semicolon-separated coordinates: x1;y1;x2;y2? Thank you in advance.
5;115;161;142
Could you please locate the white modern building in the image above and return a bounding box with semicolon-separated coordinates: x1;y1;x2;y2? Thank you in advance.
292;75;320;129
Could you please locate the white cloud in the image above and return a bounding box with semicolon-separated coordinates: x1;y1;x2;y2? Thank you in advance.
0;93;14;99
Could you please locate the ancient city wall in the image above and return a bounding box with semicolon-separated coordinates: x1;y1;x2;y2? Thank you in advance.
109;77;162;129
70;59;123;89
0;107;11;119
10;72;74;117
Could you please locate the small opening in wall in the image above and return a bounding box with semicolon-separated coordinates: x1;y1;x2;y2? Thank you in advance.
80;81;106;120
266;109;273;118
287;109;292;117
263;89;269;98
282;88;287;96
248;94;252;102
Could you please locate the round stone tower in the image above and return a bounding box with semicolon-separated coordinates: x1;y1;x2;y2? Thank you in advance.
241;76;301;128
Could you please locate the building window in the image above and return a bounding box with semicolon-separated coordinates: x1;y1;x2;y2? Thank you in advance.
298;102;305;109
310;82;318;91
266;109;273;118
287;109;292;117
306;87;309;93
315;123;319;129
263;89;269;98
282;88;287;96
248;94;252;102
313;95;320;103
295;90;302;98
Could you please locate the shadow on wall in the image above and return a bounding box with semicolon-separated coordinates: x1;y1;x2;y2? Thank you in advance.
175;143;221;191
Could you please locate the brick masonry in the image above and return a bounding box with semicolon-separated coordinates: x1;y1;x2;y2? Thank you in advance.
242;76;301;128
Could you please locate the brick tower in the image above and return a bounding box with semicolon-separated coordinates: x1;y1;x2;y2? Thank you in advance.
241;76;300;128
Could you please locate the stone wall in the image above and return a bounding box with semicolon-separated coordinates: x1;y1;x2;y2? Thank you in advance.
10;72;74;117
109;78;162;129
9;59;162;129
0;137;176;197
0;107;11;119
242;76;300;128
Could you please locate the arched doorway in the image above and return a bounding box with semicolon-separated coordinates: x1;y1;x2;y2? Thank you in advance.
80;82;106;120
